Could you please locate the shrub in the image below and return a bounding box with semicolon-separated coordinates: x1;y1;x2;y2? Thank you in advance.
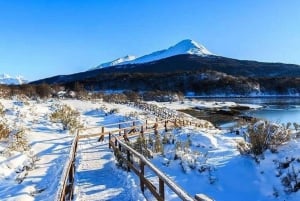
294;123;300;131
246;120;290;155
6;129;30;152
133;135;146;154
50;105;82;134
154;132;163;154
0;121;10;140
0;102;5;117
281;165;300;193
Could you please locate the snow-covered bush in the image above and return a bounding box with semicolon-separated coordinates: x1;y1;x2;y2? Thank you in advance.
154;132;163;154
162;131;175;144
6;129;30;152
0;121;10;140
293;123;300;131
0;102;5;117
109;108;119;114
246;120;290;155
50;104;83;134
236;139;252;155
132;135;151;157
281;165;300;193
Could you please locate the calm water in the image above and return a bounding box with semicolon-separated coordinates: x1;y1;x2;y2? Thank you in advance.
199;98;300;124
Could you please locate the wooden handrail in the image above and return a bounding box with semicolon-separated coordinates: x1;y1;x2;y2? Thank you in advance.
56;132;79;201
112;134;195;201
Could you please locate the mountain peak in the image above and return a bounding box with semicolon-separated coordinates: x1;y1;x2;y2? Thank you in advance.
122;39;213;65
0;73;27;85
90;39;213;70
166;39;213;56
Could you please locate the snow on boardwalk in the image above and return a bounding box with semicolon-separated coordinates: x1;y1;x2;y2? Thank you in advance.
75;137;145;201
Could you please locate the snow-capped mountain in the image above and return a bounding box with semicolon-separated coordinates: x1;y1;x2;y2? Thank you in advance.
92;39;213;70
123;39;213;65
95;55;137;69
0;74;28;85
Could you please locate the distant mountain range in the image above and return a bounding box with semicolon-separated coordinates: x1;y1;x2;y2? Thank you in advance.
0;74;27;85
32;39;300;96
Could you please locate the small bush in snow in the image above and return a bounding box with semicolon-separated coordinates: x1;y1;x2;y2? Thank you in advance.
162;132;175;144
0;102;5;117
108;108;119;115
132;135;151;157
6;129;30;152
0;121;10;140
293;123;300;131
281;165;300;193
246;120;290;155
50;104;83;134
154;132;163;154
236;139;252;155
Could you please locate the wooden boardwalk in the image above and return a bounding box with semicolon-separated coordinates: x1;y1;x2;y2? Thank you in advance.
75;137;134;201
56;101;214;201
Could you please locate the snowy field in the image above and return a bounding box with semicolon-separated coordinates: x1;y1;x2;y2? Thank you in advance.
0;98;300;201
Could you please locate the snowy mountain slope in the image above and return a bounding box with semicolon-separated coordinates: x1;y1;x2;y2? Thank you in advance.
95;55;137;69
0;74;27;85
122;39;213;65
91;39;213;70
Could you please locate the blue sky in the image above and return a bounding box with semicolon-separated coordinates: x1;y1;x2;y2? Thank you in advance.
0;0;300;81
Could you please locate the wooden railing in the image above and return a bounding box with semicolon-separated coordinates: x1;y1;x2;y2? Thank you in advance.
110;133;195;201
55;131;79;201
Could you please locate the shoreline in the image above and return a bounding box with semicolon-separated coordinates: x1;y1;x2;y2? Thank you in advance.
185;95;300;99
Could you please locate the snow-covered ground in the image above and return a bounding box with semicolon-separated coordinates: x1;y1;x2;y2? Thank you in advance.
149;99;262;111
0;98;300;201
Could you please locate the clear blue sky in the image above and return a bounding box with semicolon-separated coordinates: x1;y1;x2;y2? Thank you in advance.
0;0;300;81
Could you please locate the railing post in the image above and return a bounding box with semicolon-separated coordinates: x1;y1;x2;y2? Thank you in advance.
140;125;144;138
119;124;121;136
164;120;167;132
140;160;145;193
70;162;75;200
159;178;165;201
127;150;131;172
109;132;111;149
118;143;122;152
102;126;104;134
146;120;148;130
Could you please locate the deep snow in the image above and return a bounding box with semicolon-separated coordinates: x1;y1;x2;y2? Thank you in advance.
0;98;300;201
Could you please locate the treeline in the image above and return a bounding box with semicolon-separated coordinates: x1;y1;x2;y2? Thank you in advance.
0;82;183;102
1;69;299;99
0;82;86;99
71;70;300;96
